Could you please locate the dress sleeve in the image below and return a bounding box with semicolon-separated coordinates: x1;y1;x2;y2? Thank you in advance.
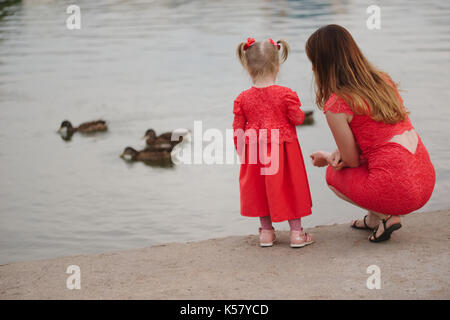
232;95;246;130
323;94;354;116
232;95;246;150
285;90;305;125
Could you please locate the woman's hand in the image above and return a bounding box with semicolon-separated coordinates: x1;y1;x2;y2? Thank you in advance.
329;149;346;171
310;151;331;167
329;149;341;166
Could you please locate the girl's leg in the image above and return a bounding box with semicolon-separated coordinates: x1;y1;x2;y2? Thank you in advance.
259;215;273;230
259;215;276;247
288;218;302;231
289;218;314;247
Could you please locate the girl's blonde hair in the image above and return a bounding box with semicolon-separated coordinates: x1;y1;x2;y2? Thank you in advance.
305;24;407;124
237;39;290;80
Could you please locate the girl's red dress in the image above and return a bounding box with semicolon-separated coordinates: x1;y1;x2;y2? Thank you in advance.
324;93;435;215
233;85;312;222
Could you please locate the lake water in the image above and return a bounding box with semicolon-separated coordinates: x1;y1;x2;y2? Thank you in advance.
0;0;449;264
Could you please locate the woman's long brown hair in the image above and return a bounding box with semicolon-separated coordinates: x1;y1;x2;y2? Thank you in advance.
305;24;407;124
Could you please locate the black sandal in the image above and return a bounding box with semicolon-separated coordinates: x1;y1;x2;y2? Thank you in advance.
351;215;374;230
369;216;402;243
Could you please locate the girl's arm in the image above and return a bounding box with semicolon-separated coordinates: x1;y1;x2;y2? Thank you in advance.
287;104;305;125
325;111;360;168
232;112;246;131
286;91;305;125
233;98;246;150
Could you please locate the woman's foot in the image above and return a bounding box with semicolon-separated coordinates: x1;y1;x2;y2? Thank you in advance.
259;227;276;247
369;215;402;242
290;229;314;248
351;212;380;230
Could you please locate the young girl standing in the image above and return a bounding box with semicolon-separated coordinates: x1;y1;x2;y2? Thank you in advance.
233;37;313;248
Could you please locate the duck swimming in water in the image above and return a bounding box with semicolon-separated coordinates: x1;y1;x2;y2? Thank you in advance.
143;128;186;151
120;146;172;163
302;110;314;125
58;120;107;140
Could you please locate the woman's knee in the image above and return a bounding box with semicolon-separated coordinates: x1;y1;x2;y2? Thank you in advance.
328;184;356;204
325;166;333;185
325;165;341;188
327;184;339;195
325;168;337;191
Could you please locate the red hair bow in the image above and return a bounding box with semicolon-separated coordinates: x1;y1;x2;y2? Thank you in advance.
243;37;255;51
269;38;280;50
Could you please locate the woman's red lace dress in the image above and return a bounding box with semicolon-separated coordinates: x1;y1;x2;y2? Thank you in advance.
324;93;435;215
233;85;312;222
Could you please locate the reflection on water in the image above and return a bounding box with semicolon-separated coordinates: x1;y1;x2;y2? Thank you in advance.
0;0;449;263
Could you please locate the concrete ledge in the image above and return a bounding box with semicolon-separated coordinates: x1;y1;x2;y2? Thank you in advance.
0;210;449;299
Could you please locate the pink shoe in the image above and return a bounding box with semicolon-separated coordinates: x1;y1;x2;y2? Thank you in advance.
259;227;276;247
290;229;314;248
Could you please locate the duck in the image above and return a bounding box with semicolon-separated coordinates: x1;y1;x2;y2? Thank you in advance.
302;110;314;125
58;120;107;140
143;128;186;151
120;146;172;163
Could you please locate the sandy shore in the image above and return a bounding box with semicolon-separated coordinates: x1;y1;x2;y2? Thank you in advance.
0;210;449;300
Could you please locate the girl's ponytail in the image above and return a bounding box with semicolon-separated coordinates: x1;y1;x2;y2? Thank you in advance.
277;39;290;63
236;42;247;68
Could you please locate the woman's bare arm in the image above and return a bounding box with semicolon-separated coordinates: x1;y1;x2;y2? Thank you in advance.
325;111;360;168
